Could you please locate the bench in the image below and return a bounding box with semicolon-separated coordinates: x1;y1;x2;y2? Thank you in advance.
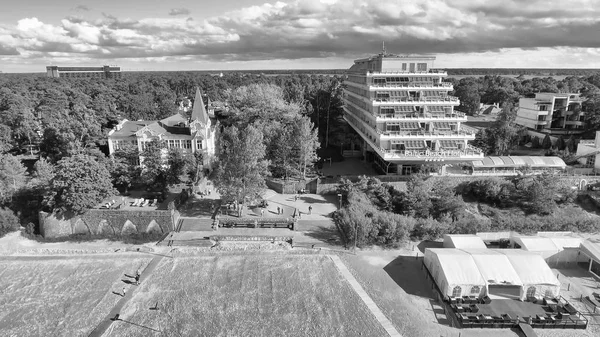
586;295;600;313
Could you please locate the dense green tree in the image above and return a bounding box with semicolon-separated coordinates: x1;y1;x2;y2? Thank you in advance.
0;124;12;153
291;117;320;178
0;154;27;204
214;125;269;204
45;154;116;214
453;79;481;114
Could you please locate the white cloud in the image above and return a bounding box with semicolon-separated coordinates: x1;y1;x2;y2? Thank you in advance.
1;0;600;68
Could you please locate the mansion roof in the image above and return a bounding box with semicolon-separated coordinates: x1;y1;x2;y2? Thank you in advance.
109;87;212;139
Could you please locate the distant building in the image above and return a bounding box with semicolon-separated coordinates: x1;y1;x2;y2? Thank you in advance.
46;65;122;79
478;103;501;116
342;50;483;175
574;131;600;174
107;88;216;168
515;93;585;135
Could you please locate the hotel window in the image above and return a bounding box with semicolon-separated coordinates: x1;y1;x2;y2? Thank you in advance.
183;140;192;149
539;105;548;111
386;122;400;132
373;78;386;85
417;63;427;71
471;286;480;295
376;92;390;99
196;140;203;150
402;63;407;71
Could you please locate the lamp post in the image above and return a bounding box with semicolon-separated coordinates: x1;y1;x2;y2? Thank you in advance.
337;193;342;210
354;221;358;253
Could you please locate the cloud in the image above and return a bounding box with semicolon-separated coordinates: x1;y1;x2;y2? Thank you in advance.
73;5;90;12
169;8;191;16
1;0;600;67
0;44;19;55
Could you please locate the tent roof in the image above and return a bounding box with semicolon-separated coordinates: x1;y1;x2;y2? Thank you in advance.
580;239;600;261
496;250;560;286
549;237;582;250
471;156;566;169
463;249;522;286
514;236;560;252
426;249;485;285
444;235;487;249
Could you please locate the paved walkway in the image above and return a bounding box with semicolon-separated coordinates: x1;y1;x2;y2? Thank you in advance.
329;255;402;337
88;254;166;337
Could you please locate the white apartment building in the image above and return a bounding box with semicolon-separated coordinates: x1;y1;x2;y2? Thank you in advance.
342;52;483;175
515;93;585;135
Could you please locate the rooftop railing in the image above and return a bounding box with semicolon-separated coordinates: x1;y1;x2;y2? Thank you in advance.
370;82;453;89
380;148;483;159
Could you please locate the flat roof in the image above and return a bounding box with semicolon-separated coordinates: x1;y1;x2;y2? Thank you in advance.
471;156;566;169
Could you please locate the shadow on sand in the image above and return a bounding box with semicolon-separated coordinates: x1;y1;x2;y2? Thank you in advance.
383;255;435;298
302;225;344;246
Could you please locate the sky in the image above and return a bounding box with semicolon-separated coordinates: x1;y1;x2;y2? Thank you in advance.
1;0;600;72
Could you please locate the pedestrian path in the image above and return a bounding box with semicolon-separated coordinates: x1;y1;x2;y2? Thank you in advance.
88;254;165;337
329;255;402;337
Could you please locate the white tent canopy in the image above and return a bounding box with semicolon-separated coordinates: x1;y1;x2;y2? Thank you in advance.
497;249;560;299
424;249;485;298
424;248;561;300
464;249;522;286
443;234;487;249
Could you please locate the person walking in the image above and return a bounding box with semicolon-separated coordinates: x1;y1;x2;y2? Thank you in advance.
260;208;265;217
277;206;281;215
135;274;140;285
122;286;127;297
294;195;298;202
308;205;312;215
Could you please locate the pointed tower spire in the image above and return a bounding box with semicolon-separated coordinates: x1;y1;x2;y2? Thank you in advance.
382;41;386;55
191;87;209;125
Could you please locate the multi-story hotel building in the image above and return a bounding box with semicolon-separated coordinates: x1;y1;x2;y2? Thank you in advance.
342;52;483;175
107;88;216;168
515;93;585;135
46;65;122;79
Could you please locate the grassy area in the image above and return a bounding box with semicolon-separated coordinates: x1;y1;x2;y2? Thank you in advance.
0;256;151;337
108;254;386;337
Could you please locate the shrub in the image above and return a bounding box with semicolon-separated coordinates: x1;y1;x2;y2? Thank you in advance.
0;208;20;238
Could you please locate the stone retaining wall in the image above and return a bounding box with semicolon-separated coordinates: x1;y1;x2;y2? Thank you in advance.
40;207;180;238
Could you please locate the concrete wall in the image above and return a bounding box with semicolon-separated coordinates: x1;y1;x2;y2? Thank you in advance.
40;208;179;238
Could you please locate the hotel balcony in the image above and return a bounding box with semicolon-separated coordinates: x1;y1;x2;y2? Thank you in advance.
372;96;459;106
377;130;476;140
375;112;466;122
368;82;453;91
380;146;484;161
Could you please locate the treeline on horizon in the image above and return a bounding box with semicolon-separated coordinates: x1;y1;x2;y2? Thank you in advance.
4;68;600;77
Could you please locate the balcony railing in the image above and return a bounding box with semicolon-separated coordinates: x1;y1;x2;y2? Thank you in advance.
368;69;448;75
375;112;466;120
369;82;453;89
380;148;483;159
377;130;476;138
373;96;459;105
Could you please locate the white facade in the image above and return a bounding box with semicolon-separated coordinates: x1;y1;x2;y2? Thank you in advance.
342;52;483;175
575;131;600;174
515;93;585;134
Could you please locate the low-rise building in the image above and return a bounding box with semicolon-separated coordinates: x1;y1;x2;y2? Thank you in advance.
107;88;215;168
46;65;122;79
515;93;585;134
